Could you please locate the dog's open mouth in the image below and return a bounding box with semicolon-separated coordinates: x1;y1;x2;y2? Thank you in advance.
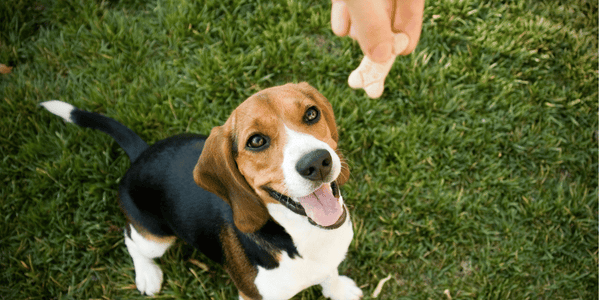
264;181;346;229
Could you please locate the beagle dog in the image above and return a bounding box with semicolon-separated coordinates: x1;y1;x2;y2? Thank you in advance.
40;83;363;300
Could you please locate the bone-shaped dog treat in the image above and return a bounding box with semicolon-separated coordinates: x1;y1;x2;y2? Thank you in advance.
348;32;410;98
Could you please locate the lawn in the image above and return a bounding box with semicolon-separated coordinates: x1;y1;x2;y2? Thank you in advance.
1;0;598;299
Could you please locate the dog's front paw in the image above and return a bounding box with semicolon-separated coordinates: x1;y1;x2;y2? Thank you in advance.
134;259;163;296
322;275;363;300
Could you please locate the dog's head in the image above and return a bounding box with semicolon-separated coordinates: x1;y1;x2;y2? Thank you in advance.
193;82;349;233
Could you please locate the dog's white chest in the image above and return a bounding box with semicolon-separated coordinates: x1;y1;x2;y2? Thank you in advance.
253;204;354;300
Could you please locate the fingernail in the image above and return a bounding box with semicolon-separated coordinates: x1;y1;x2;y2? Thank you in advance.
370;43;392;63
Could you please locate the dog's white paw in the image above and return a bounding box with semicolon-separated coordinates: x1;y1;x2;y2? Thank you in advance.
134;259;163;296
322;275;363;300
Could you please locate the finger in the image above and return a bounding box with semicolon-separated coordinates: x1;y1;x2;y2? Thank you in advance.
392;0;425;55
331;0;351;37
344;0;394;63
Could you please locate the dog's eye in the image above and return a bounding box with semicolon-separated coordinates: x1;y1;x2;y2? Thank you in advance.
304;106;320;124
246;134;269;150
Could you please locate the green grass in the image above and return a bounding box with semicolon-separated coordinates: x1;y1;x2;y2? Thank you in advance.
1;0;597;299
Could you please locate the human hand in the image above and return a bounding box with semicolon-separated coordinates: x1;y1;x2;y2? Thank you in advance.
331;0;425;98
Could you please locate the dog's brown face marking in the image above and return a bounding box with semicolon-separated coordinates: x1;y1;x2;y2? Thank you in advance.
231;83;338;205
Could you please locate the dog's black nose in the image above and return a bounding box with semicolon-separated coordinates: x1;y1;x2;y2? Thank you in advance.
296;149;332;181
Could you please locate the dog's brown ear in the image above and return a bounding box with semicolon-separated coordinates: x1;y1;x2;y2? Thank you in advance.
193;124;269;233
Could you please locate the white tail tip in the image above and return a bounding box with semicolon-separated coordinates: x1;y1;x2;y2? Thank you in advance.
40;100;75;123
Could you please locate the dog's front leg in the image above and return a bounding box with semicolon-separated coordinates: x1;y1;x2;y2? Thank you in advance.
320;270;363;300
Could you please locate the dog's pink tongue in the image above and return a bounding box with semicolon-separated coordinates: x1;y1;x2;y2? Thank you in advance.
297;184;342;227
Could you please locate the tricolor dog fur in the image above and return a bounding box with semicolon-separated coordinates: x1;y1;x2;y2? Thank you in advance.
40;83;363;300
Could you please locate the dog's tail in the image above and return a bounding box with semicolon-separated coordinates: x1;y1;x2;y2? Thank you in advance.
40;100;149;162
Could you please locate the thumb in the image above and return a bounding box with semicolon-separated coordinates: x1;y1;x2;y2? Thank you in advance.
344;0;394;63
